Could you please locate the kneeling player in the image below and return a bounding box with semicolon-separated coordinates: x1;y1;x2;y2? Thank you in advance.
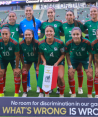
20;29;39;97
65;27;93;98
0;27;21;97
39;25;65;97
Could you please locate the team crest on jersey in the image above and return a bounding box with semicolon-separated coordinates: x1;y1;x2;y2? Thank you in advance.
24;49;26;51
9;47;12;50
54;24;57;27
24;25;26;27
44;48;47;50
89;25;91;27
1;47;3;49
54;47;58;51
16;28;18;31
81;47;85;51
65;27;67;29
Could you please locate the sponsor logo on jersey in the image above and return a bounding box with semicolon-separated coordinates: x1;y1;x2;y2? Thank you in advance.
44;48;47;50
87;61;89;63
81;47;85;51
72;48;75;50
16;28;18;31
24;49;26;51
54;24;57;27
54;47;58;51
24;25;26;27
8;47;12;50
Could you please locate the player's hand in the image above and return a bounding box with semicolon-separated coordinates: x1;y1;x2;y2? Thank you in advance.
88;67;93;75
95;67;98;77
36;64;39;71
54;62;58;66
43;61;46;65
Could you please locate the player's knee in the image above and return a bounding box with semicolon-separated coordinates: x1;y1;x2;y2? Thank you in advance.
87;72;92;79
68;72;73;79
58;73;64;80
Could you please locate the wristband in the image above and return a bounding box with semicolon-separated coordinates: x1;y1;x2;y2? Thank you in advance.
68;65;72;69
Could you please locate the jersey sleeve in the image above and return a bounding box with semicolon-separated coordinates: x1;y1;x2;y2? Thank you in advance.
65;42;71;53
19;22;23;34
91;41;97;54
81;22;88;32
15;43;20;52
60;41;65;53
59;21;64;33
39;44;43;53
87;43;92;53
40;23;44;34
19;44;23;54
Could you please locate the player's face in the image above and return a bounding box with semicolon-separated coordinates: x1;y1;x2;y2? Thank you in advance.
25;30;33;45
25;7;33;19
45;27;55;39
90;8;98;19
65;11;75;23
1;29;10;43
72;30;81;44
8;13;17;24
47;9;55;20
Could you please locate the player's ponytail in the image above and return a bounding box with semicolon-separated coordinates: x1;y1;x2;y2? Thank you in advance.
32;15;36;28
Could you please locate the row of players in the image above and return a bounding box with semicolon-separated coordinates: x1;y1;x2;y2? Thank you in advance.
0;26;98;98
0;6;98;97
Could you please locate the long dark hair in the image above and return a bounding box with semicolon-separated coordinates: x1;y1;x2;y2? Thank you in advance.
66;10;81;27
24;29;35;53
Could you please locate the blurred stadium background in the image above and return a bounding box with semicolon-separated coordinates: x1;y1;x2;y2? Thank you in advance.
0;0;97;100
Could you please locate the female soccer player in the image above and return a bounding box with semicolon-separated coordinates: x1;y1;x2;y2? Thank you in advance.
39;25;65;97
19;6;41;93
62;10;85;94
39;7;64;93
1;11;20;92
82;6;98;43
0;27;21;97
65;27;93;98
20;29;39;97
39;7;63;39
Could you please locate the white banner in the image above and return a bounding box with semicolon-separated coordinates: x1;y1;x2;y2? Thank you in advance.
37;2;86;9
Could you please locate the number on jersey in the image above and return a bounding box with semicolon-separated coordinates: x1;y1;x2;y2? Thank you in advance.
3;52;10;56
27;52;34;56
75;52;82;56
50;52;54;57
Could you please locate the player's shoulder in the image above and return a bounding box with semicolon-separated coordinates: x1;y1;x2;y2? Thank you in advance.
91;39;98;47
39;39;45;45
63;21;67;24
19;40;25;45
76;20;83;24
42;20;47;24
10;38;18;45
1;22;8;27
0;38;3;42
55;19;62;23
85;20;91;24
34;39;39;44
66;39;73;46
82;38;90;45
20;18;26;24
35;18;41;22
54;38;64;44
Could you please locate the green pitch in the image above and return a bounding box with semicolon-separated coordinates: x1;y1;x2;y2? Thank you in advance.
4;35;95;98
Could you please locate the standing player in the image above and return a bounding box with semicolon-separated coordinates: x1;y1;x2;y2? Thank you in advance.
39;7;63;93
20;29;39;97
39;7;63;39
39;25;65;97
62;10;85;94
0;27;20;97
19;6;41;93
91;29;98;98
65;27;93;98
0;11;20;92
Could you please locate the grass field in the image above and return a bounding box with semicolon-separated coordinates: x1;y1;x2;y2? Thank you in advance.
3;35;95;98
